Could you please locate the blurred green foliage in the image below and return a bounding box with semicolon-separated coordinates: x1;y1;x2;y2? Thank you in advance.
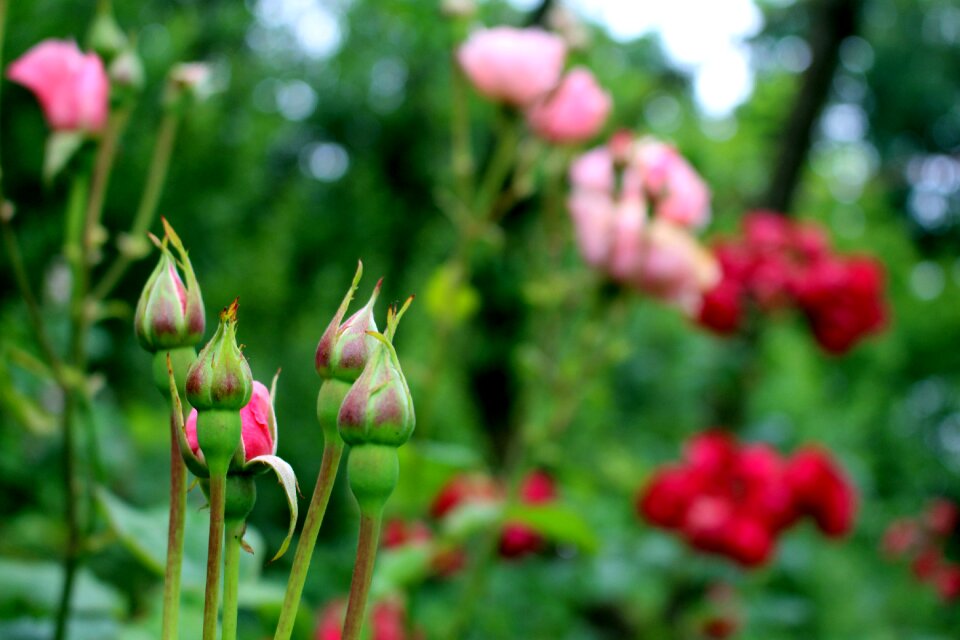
1;0;960;638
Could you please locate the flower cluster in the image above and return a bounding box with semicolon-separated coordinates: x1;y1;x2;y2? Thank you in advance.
637;430;857;567
698;211;887;354
380;518;466;577
882;499;960;602
430;470;558;559
457;26;611;144
568;132;718;313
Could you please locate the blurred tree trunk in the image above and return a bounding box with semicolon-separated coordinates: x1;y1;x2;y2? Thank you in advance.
763;0;863;214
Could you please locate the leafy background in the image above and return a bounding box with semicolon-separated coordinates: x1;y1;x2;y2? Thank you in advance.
1;0;959;638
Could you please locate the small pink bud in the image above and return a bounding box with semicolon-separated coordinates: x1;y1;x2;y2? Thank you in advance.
7;40;109;133
634;138;711;229
526;67;611;144
315;265;381;382
457;27;567;107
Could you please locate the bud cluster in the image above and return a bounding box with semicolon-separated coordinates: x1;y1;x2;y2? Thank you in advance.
698;210;887;354
637;430;857;567
882;498;960;602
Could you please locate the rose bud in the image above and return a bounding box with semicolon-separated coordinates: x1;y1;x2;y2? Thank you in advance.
637;466;700;529
87;1;128;61
881;518;922;559
337;308;415;450
339;298;415;513
526;67;612;144
935;565;960;602
724;515;775;567
135;221;205;353
683;495;734;554
456;27;567;107
316;265;381;383
7;39;109;133
185;299;252;476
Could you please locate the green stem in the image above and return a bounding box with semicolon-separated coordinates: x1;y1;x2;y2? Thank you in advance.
161;409;187;640
450;54;474;209
53;392;81;640
274;436;345;640
203;472;227;640
474;111;519;219
92;111;179;301
341;511;383;640
221;518;245;640
83;106;132;264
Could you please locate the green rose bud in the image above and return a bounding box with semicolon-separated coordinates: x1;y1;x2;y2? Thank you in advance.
186;299;252;411
315;261;382;383
134;220;205;352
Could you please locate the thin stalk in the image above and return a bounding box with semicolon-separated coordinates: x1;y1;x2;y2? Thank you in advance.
450;54;474;209
202;472;227;640
221;518;245;640
53;393;81;640
93;112;179;301
161;409;187;640
341;511;383;640
83;106;132;263
274;437;345;640
474;112;519;220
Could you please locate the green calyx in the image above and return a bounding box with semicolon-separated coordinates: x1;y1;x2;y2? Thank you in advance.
337;298;416;448
347;444;399;515
186;298;252;411
134;219;205;352
317;378;352;442
315;262;382;383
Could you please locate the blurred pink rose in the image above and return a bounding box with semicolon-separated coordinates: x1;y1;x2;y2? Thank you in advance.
457;27;566;107
635;138;711;228
7;39;109;133
527;67;611;143
632;219;720;314
186;380;277;464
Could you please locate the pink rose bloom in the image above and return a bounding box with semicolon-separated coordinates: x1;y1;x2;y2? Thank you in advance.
635;138;711;229
7;39;109;133
186;380;277;464
632;219;720;315
527;67;611;143
457;27;566;107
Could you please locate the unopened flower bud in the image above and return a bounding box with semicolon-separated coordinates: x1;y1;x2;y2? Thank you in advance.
87;1;127;61
337;303;415;449
109;46;145;92
315;262;381;383
186;298;252;412
134;219;204;352
164;62;213;111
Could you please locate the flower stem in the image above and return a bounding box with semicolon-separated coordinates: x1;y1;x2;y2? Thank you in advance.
341;510;383;640
221;518;245;640
161;408;187;640
53;392;81;640
84;106;132;264
92;111;180;301
273;435;345;640
203;472;227;640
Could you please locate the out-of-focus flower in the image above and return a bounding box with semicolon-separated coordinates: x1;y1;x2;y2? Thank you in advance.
882;518;922;559
430;473;502;519
925;499;959;537
7;39;109;132
500;470;557;558
527;67;611;144
315;596;416;640
637;431;855;568
698;211;888;354
568;134;716;314
880;498;960;603
635;139;711;229
457;27;566;107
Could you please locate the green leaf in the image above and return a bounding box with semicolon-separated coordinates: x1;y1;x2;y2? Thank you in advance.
503;503;599;553
0;557;123;616
247;454;299;561
43;131;85;184
423;263;480;326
